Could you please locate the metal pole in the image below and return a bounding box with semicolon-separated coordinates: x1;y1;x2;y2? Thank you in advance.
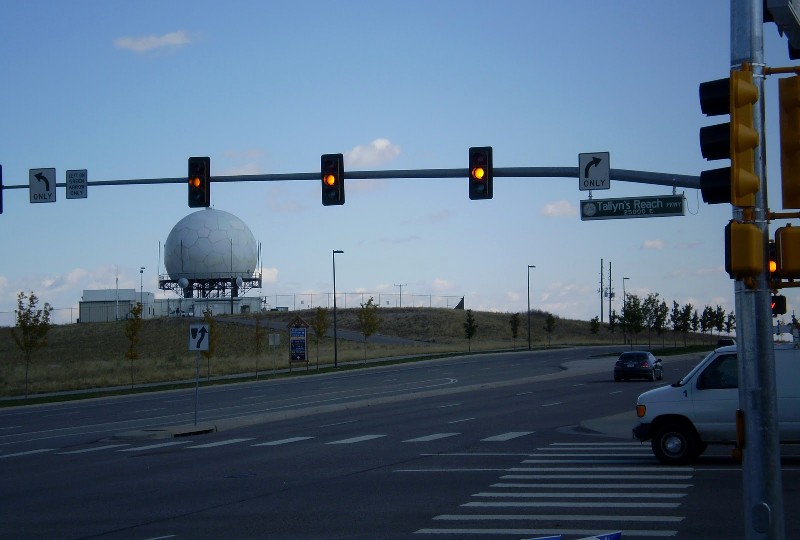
194;350;200;426
731;1;785;538
527;265;535;350
332;250;343;368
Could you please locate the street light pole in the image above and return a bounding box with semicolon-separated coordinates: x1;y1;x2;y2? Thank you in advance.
527;265;535;350
332;250;344;368
140;267;145;313
622;276;630;346
394;283;408;308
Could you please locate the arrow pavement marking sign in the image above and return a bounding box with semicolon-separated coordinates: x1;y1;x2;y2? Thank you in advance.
29;168;57;203
578;152;610;191
189;324;210;351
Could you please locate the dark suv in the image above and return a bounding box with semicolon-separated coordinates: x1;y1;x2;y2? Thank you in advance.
614;351;663;382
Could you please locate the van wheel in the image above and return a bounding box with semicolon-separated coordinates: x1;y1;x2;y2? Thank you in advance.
651;422;700;465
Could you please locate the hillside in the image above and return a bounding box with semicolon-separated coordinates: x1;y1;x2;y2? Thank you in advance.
0;307;707;398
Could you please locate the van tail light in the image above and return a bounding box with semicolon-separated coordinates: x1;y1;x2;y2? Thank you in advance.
636;404;647;418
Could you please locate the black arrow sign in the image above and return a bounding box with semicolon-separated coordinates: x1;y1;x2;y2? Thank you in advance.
34;172;50;191
583;156;602;179
195;326;208;349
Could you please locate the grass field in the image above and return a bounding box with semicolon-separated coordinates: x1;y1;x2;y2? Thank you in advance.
0;307;716;400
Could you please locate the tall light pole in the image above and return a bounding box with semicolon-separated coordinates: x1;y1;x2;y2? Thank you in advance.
140;267;145;312
394;283;407;308
622;276;630;346
527;265;535;350
332;250;344;368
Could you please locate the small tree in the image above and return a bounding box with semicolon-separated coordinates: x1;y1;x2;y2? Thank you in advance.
509;313;521;349
11;291;53;399
124;302;143;388
589;316;600;335
463;309;478;352
253;314;265;378
309;307;330;369
357;297;380;360
543;313;556;347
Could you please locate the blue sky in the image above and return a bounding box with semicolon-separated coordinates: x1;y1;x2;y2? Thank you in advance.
0;1;795;325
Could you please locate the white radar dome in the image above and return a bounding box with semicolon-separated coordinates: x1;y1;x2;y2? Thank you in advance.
164;208;258;281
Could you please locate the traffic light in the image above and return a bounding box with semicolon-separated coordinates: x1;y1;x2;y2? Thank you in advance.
775;224;800;279
725;220;763;280
187;157;210;208
779;75;800;209
699;69;760;206
772;295;787;316
321;153;345;206
468;146;493;200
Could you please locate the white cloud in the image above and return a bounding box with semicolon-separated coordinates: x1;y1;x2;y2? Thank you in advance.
540;200;577;217
115;30;191;53
345;139;401;168
432;278;455;292
642;239;665;250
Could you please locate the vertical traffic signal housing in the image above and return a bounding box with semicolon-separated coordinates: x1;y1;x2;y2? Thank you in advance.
321;153;345;206
779;75;800;209
725;220;764;280
772;295;787;317
699;69;760;207
776;224;800;279
188;157;211;208
468;146;493;200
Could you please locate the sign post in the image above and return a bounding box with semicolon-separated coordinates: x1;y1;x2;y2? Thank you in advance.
189;324;210;425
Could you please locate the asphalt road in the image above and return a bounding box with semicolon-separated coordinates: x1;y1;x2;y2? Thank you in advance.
2;346;799;539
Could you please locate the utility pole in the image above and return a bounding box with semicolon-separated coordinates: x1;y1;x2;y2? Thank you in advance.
394;283;407;308
731;1;785;538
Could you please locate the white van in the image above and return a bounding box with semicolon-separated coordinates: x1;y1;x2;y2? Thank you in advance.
633;343;800;464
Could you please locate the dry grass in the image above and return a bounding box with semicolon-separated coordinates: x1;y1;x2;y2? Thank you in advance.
0;307;706;398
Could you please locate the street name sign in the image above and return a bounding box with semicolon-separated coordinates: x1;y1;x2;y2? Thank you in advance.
580;195;685;221
578;152;610;191
29;168;56;203
66;169;88;199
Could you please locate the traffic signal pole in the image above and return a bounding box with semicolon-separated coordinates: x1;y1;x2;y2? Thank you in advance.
732;1;786;539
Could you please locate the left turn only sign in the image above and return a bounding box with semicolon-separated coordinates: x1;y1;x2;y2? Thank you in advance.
29;168;56;203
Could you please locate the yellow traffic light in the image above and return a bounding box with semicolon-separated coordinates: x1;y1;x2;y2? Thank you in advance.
776;224;800;278
730;70;760;207
725;220;763;280
187;157;210;208
468;146;493;200
779;75;800;209
321;154;345;206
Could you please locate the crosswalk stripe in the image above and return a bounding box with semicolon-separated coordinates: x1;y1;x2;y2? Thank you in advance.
415;528;677;537
492;482;692;489
433;513;684;523
482;431;534;442
403;433;460;442
463;501;682;509
186;438;254;449
58;444;129;455
119;441;191;452
473;491;685;499
252;436;314;446
0;448;55;458
327;434;386;445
